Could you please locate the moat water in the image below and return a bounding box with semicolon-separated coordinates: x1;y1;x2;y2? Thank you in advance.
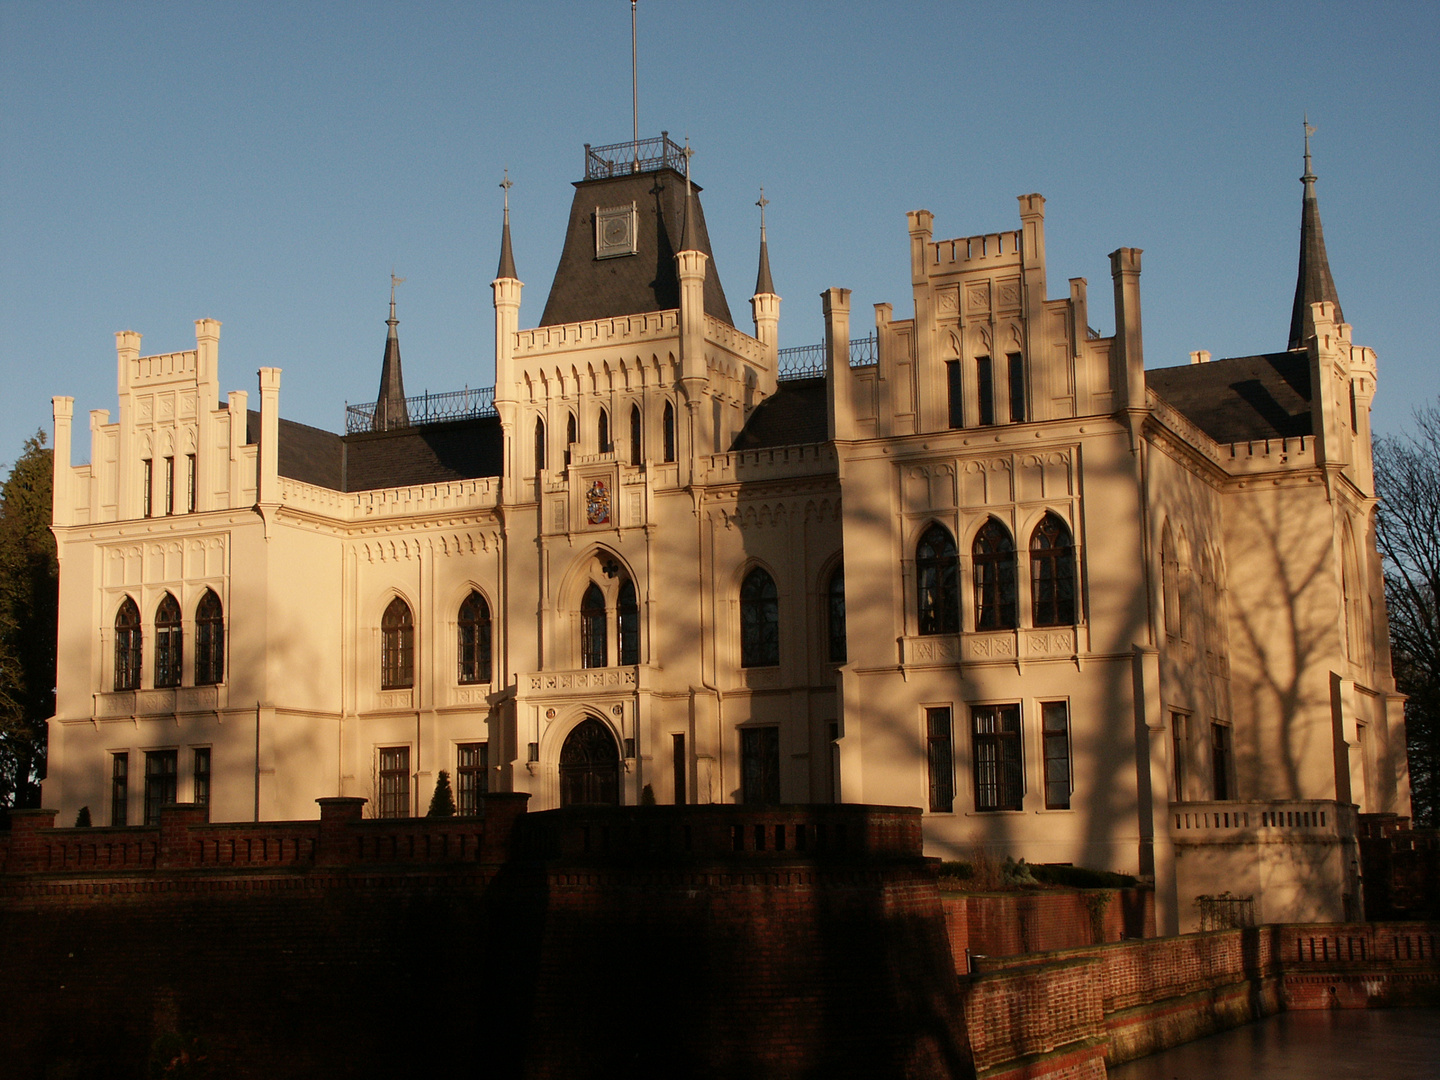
1105;1007;1440;1078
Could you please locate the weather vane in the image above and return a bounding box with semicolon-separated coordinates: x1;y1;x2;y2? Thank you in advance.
757;186;769;230
500;168;513;211
389;271;405;306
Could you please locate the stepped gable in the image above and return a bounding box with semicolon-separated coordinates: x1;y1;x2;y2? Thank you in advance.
1146;351;1313;444
539;166;733;327
730;376;828;450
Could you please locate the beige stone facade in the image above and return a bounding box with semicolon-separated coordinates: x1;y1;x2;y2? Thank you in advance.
44;136;1407;932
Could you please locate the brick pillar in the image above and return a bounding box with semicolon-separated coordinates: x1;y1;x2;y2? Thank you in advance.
479;792;530;862
6;808;58;873
157;803;208;869
316;797;366;866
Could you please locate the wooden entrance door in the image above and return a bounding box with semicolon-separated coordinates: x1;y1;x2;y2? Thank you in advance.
559;718;620;806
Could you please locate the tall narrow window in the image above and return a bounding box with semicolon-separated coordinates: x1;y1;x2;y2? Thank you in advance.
456;742;488;815
662;401;676;463
598;408;611;453
1171;713;1187;800
973;519;1018;631
163;457;175;515
144;749;178;825
154;593;182;689
194;589;224;686
193;747;211;807
565;413;577;467
617;580;639;665
827;565;847;663
380;598;414;690
1041;701;1071;810
142;459;153;517
458;591;492;684
378;746;411;818
581;583;607;669
740;568;779;668
972;703;1023;811
672;733;686;805
630;404;642;465
926;706;954;812
111;751;129;826
946;360;963;429
1161;528;1180;638
1211;722;1232;801
917;524;960;635
186;454;197;512
1007;353;1026;422
976;356;994;426
1030;513;1076;626
534;417;546;471
114;597;142;691
741;726;780;805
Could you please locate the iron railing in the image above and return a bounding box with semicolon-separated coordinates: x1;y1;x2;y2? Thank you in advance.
584;133;687;180
777;333;878;382
346;386;497;435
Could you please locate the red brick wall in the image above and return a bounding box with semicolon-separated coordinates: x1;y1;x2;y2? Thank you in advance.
940;889;1156;968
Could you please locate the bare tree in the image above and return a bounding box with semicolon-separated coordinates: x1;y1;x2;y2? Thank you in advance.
1374;400;1440;826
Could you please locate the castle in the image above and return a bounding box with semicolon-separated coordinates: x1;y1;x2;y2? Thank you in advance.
43;132;1408;932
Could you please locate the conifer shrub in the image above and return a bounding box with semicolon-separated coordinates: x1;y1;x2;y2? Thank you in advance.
426;770;457;817
74;805;91;827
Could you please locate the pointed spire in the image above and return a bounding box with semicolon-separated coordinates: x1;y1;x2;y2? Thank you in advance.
679;139;699;253
496;169;518;280
754;186;775;296
373;273;409;431
1287;116;1343;350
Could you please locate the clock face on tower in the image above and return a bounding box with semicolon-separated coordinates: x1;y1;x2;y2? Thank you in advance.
595;202;638;259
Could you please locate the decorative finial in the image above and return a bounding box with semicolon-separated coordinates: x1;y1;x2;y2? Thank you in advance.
500;168;513;212
757;186;769;233
1302;115;1316;183
682;138;693;194
389;270;405;322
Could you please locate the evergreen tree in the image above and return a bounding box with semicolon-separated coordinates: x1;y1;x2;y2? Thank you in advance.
0;431;57;810
426;769;457;817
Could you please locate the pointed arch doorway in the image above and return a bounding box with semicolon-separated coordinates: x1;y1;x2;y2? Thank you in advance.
559;717;621;806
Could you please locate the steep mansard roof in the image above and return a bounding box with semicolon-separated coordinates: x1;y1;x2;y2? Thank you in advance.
539;169;733;328
246;411;502;493
1146;352;1313;444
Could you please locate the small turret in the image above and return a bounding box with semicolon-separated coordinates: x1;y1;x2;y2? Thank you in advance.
750;188;780;370
1288;118;1344;351
373;275;409;432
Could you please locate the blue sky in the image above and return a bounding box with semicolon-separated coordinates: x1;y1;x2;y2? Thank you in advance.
3;1;1437;467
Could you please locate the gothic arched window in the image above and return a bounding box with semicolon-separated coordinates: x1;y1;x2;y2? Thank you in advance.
1161;525;1180;638
194;589;224;686
598;408;611;454
827;564;847;664
458;591;492;685
916;524;959;635
617;580;639;666
740;568;779;668
565;413;577;466
630;404;642;465
1030;513;1076;627
534;417;546;471
114;597;142;691
973;519;1017;631
154;593;182;689
581;583;607;669
381;597;414;690
662;401;676;463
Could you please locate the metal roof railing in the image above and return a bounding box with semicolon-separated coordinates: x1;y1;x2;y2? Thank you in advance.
777;333;878;382
584;133;688;179
346;385;497;435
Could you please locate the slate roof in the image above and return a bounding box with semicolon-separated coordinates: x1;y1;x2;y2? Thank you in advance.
1146;352;1313;444
539;168;734;327
244;409;501;493
1288;148;1343;350
730;378;829;451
